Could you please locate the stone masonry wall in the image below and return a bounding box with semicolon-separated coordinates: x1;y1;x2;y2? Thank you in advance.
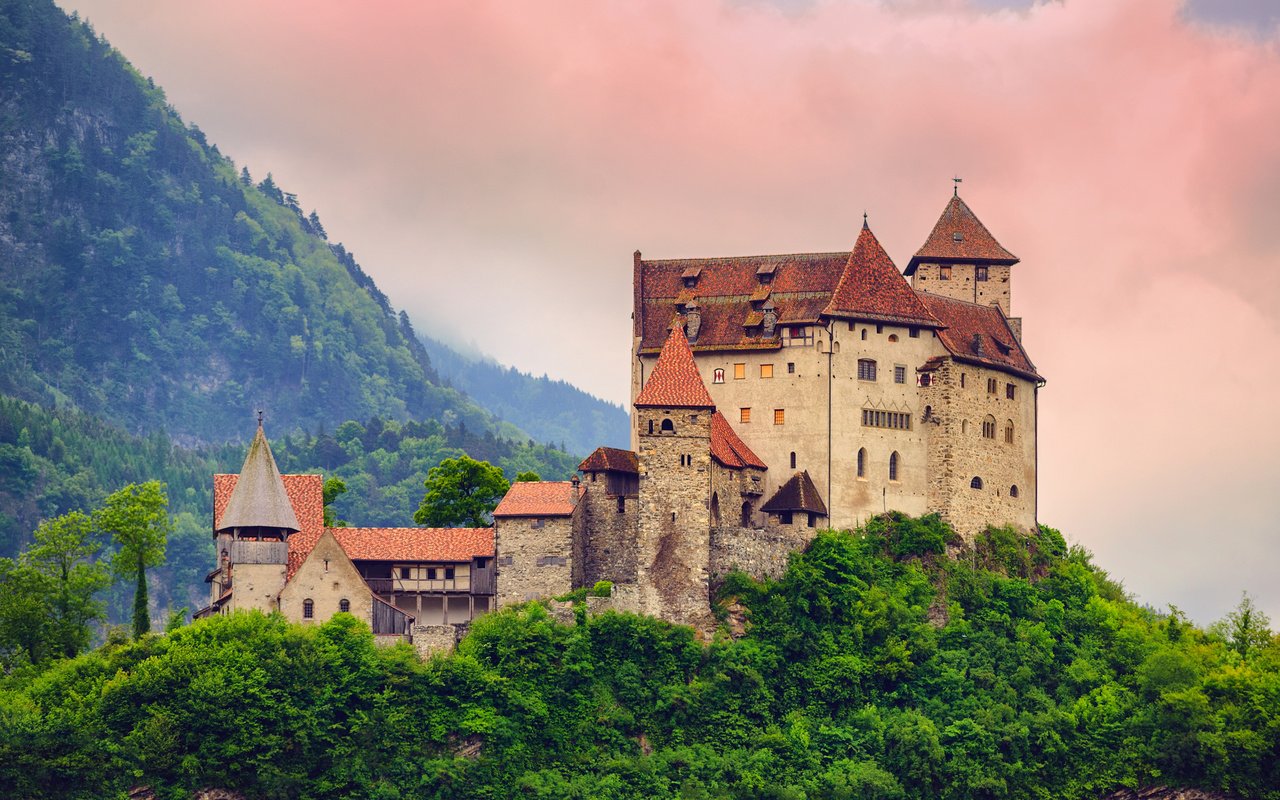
278;530;373;625
635;406;714;631
578;474;639;587
710;524;813;583
913;263;1012;315
495;512;575;608
922;359;1036;538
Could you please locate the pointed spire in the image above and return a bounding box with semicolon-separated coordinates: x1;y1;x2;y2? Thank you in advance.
905;192;1018;275
216;421;302;534
823;223;941;326
634;324;715;409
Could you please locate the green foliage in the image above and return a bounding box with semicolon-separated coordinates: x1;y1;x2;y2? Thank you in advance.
5;515;1280;799
514;470;541;483
323;476;349;527
413;455;510;528
93;481;170;638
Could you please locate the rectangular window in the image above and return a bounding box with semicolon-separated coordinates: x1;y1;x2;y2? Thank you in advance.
939;265;952;280
976;265;989;281
774;409;785;425
426;567;438;580
857;359;877;381
861;409;912;430
909;327;920;338
987;378;998;394
894;365;906;384
733;363;745;380
445;567;455;580
760;364;773;379
740;407;751;424
617;496;625;513
1006;383;1016;400
713;368;724;384
400;567;411;580
787;362;795;374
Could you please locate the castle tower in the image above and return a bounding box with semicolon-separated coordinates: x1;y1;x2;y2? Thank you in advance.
633;322;716;630
905;192;1020;327
215;416;300;613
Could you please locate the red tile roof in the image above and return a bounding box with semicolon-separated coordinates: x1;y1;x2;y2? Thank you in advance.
634;325;716;409
916;293;1042;381
636;252;849;353
710;411;767;470
761;471;828;515
906;194;1018;275
578;446;639;474
824;224;941;327
493;481;582;517
331;527;494;562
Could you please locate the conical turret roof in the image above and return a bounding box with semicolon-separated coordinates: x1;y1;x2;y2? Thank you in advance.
216;421;302;533
905;194;1018;275
634;323;715;409
823;222;941;327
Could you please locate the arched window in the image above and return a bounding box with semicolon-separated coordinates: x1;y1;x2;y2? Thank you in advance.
1010;485;1020;498
713;368;725;384
790;451;797;469
857;359;877;381
660;418;674;433
889;451;900;481
857;448;866;478
970;476;984;490
861;328;868;340
303;599;315;619
888;334;899;343
982;415;996;439
1004;420;1014;444
961;419;969;435
339;598;350;613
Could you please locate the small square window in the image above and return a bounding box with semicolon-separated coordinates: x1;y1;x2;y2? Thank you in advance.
976;266;989;281
445;567;455;580
426;567;437;580
940;265;952;280
760;364;773;379
909;327;920;338
1006;383;1016;400
399;567;411;580
733;363;745;380
774;409;785;425
894;365;906;384
740;407;751;424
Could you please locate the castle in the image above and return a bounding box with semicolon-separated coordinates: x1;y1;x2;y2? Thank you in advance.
196;192;1042;642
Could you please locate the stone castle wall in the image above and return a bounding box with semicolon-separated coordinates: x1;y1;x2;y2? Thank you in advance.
922;359;1036;537
912;262;1012;315
278;531;373;625
635;406;714;630
579;475;639;587
709;525;813;583
494;513;575;608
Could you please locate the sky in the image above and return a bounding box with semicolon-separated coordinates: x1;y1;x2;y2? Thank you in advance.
60;0;1280;627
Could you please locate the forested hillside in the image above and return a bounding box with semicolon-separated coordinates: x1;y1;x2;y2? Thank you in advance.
422;336;629;455
2;517;1276;799
0;0;534;445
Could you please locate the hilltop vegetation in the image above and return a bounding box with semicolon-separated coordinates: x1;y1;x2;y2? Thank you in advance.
2;517;1276;800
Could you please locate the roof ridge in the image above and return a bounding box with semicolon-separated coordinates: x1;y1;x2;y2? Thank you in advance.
643;251;851;265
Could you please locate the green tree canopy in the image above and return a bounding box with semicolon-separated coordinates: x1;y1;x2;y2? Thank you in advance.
24;511;108;659
94;481;171;637
413;455;509;528
514;470;541;483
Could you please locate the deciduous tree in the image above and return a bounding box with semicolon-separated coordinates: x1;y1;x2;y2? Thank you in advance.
413;455;509;528
94;481;170;638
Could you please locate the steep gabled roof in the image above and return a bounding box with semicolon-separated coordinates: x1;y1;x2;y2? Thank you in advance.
906;194;1018;275
760;471;828;515
916;292;1042;382
216;423;302;533
824;223;941;327
636;252;848;353
710;411;767;470
634;324;716;409
215;473;325;580
578;447;639;474
493;481;582;517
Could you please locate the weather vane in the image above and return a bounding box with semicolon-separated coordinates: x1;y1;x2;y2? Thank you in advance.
256;409;264;428
953;175;963;196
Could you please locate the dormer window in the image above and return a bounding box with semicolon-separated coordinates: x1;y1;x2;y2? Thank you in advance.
952;231;964;242
681;266;701;288
756;263;777;285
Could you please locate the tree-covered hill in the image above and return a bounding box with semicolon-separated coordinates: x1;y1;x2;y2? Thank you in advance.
0;0;536;445
1;517;1275;799
421;336;629;456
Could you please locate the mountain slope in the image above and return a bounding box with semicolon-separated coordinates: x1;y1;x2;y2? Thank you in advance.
0;0;524;444
421;336;629;456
